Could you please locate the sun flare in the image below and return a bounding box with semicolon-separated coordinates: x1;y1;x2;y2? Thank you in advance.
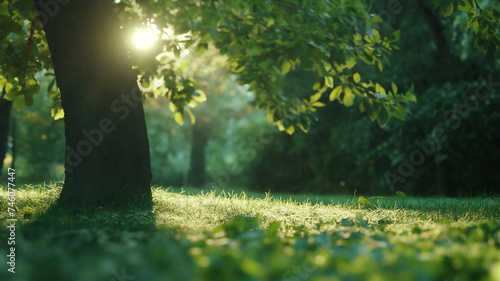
133;28;158;50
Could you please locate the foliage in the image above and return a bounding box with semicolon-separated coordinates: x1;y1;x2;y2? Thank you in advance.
1;184;499;280
436;0;500;59
0;73;65;184
144;45;264;187
244;0;500;196
0;2;45;111
120;0;416;132
367;0;500;195
0;0;495;131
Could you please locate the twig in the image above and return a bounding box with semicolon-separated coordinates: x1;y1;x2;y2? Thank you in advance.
474;0;482;13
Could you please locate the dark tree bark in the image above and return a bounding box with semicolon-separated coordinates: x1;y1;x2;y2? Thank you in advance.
416;0;447;61
34;0;152;206
188;122;211;187
0;87;12;173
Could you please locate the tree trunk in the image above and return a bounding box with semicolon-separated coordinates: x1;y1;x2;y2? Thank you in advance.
434;160;446;196
0;87;12;173
188;122;210;187
34;0;152;206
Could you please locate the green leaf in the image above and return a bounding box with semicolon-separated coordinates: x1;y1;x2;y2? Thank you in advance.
359;99;368;113
298;120;310;133
285;125;295;135
393;103;407;120
187;100;197;108
375;83;386;95
281;60;291;75
233;65;246;73
325;76;334;88
377;106;390;126
266;109;275;122
321;60;332;71
367;103;380;121
395;191;407;199
310;92;322;102
174;112;184;125
408;83;415;94
353;73;361;84
267;18;275;27
372;29;381;42
185;107;196;124
169;102;177;113
473;20;479;34
47;77;57;92
4;83;16;101
51;108;65;120
345;56;356;69
358;196;372;206
274;120;285;131
405;92;417;102
442;2;454;17
13;96;25;111
458;0;472;11
368;196;396;202
391;82;398;94
329;86;342;101
372;15;383;23
342;88;354;107
391;30;401;41
193;90;207;102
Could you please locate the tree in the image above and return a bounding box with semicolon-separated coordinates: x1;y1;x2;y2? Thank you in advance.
176;46;253;188
32;0;152;205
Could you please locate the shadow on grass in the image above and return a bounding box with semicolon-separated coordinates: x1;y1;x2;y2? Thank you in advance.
3;197;196;281
21;197;157;240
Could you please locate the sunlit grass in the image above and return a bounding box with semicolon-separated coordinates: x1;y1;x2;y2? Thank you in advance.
0;183;499;280
0;182;498;234
2;183;498;231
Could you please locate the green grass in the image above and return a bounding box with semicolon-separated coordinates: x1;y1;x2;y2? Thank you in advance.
1;182;499;281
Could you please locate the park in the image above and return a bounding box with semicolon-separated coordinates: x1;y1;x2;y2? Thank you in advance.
1;0;499;280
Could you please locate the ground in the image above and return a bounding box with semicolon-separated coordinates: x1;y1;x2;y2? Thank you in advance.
0;183;499;281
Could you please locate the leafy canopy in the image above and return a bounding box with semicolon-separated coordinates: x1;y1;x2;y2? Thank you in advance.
120;0;414;132
1;0;497;133
436;0;500;55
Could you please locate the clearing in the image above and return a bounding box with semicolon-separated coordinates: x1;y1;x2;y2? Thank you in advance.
0;183;499;281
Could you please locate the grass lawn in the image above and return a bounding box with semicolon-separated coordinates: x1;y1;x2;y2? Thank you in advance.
1;182;499;281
